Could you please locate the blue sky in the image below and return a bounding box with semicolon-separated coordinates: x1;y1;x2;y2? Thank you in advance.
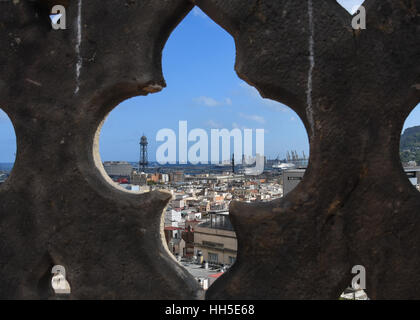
99;7;309;162
0;111;16;163
337;0;365;14
0;1;418;163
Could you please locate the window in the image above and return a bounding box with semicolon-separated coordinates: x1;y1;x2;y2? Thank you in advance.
208;253;218;263
203;241;224;249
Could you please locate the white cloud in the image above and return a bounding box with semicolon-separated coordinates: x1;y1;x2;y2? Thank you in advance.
232;122;248;130
194;96;232;107
206;120;222;128
194;96;219;107
239;112;265;124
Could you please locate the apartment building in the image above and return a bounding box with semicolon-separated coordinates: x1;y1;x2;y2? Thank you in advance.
194;211;237;266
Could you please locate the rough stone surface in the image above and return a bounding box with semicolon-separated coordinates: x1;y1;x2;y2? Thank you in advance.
197;0;420;299
0;0;201;299
0;0;419;299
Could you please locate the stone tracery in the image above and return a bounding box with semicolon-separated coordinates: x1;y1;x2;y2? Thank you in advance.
0;0;419;299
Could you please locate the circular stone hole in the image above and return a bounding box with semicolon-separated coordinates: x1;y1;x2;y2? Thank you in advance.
0;109;16;185
400;103;420;190
98;6;309;290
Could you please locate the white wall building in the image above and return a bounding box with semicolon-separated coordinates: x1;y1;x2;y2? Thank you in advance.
172;199;185;209
187;212;202;220
103;161;133;177
165;209;183;227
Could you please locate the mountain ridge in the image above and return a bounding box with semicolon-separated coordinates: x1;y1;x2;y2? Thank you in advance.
400;125;420;164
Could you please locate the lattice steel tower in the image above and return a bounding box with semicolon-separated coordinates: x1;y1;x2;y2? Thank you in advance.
139;135;148;171
232;153;235;174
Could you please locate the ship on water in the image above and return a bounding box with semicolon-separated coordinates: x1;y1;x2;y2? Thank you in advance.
271;151;308;170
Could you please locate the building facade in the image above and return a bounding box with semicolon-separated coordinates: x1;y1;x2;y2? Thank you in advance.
103;161;133;177
193;212;237;266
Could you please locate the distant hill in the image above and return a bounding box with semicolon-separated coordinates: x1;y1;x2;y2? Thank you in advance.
400;126;420;164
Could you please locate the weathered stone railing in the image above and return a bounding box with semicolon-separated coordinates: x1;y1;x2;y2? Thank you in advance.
0;0;419;299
